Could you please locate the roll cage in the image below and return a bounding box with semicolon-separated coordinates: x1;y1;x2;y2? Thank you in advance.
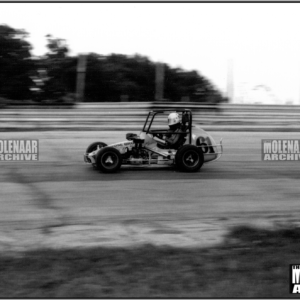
142;109;192;144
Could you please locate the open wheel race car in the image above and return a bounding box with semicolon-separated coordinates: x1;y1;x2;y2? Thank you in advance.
84;109;223;173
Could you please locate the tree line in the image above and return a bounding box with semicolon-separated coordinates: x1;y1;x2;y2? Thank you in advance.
0;24;227;103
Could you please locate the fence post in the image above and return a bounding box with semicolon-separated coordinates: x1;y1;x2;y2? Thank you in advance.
76;54;87;102
155;63;165;101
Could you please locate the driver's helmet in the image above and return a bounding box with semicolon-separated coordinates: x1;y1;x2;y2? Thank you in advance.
168;112;180;128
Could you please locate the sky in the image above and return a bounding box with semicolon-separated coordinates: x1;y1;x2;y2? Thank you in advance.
1;2;300;104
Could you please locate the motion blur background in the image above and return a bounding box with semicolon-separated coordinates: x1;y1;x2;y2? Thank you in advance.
1;2;300;105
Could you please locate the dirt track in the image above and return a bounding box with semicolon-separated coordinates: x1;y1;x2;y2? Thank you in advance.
1;130;300;252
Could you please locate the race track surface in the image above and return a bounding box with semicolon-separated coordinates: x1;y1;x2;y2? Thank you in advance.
1;131;300;251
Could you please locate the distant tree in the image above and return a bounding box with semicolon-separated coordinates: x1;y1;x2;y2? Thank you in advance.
0;24;35;100
83;53;226;103
84;53;156;102
0;25;226;103
45;34;68;59
41;35;76;99
164;67;224;103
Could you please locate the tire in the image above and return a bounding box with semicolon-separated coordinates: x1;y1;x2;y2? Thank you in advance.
175;145;204;172
85;142;107;169
96;147;122;173
86;142;107;154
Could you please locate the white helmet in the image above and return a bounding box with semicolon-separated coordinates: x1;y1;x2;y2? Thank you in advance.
168;112;180;126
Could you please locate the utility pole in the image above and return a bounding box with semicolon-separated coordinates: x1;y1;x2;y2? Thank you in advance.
226;58;234;103
299;60;300;105
155;63;165;101
76;54;87;102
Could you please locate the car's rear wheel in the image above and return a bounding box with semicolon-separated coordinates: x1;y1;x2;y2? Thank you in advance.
175;145;204;172
96;147;122;173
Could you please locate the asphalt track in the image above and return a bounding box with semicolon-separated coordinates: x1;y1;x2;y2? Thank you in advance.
1;130;300;252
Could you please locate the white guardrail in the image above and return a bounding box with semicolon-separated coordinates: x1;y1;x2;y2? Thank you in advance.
1;102;300;131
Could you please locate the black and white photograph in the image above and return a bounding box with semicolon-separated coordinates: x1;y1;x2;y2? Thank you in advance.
0;1;300;297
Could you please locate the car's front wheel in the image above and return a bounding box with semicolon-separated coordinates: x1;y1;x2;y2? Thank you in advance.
86;142;107;154
96;147;122;173
85;142;108;169
175;145;204;172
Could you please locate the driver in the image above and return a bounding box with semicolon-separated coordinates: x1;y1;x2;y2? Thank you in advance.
165;112;182;146
155;112;185;149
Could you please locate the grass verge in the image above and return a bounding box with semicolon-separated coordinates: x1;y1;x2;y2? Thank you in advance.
1;225;300;298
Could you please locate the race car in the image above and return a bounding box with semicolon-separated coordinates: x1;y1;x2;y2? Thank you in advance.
84;109;223;173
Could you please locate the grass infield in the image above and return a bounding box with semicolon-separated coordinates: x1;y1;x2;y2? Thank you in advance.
1;225;300;298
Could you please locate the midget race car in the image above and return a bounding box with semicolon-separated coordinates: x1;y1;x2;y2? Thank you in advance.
84;109;223;173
